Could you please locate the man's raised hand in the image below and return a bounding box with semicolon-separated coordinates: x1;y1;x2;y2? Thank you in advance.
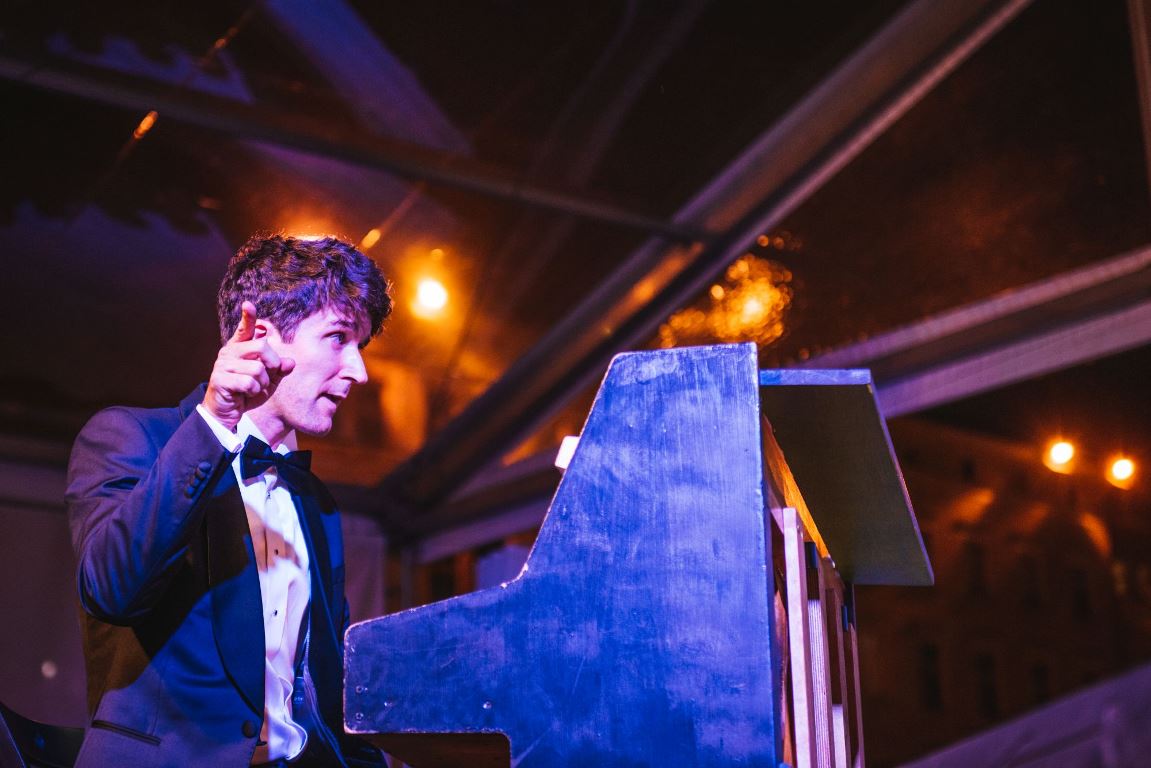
201;301;295;430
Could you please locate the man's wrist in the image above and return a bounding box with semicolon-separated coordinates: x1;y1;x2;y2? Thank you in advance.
196;404;242;450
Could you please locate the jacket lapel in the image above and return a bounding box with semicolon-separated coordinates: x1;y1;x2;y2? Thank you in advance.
295;488;334;605
206;472;265;716
293;487;344;724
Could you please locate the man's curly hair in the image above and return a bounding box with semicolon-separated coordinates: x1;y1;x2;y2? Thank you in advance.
216;234;392;344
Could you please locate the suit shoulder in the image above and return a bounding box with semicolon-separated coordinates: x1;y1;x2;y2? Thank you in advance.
76;384;205;447
77;403;184;449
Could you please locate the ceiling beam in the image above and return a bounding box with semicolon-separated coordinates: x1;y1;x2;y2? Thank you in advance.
875;300;1151;417
261;0;468;154
376;0;1036;524
0;52;704;241
803;245;1151;376
803;244;1151;416
392;244;1151;553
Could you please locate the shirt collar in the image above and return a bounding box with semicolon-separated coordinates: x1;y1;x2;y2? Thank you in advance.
235;413;298;455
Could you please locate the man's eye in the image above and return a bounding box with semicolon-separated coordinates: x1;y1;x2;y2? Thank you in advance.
330;332;346;344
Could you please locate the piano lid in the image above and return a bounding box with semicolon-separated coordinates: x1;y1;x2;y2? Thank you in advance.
759;367;933;586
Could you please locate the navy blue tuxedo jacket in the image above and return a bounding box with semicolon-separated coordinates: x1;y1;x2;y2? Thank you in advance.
66;387;355;767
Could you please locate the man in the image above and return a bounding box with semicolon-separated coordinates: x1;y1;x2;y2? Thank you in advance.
66;234;391;767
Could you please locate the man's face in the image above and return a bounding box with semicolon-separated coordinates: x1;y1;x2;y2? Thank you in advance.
255;307;370;440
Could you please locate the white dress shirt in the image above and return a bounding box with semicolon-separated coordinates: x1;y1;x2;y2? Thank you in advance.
197;406;311;764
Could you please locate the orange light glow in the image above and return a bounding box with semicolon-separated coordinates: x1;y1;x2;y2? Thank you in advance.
1043;440;1075;473
412;277;448;318
1078;513;1112;558
133;110;159;139
659;255;792;348
632;279;656;303
1107;457;1135;488
360;228;381;249
282;219;337;241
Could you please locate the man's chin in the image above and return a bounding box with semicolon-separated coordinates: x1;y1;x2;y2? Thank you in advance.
294;418;334;437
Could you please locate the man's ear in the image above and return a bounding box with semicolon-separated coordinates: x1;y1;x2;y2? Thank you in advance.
253;318;273;340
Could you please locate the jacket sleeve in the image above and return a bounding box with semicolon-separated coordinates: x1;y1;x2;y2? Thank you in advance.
66;407;234;625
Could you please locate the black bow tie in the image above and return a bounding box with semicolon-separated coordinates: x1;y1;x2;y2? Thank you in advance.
239;435;313;493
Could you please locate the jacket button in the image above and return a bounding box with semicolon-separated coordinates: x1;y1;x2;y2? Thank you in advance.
185;484;198;498
198;461;213;473
242;720;258;738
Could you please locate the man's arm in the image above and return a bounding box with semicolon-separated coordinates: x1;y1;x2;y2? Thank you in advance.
68;302;294;625
66;406;232;624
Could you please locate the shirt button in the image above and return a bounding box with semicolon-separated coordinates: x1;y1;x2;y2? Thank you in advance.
241;720;258;738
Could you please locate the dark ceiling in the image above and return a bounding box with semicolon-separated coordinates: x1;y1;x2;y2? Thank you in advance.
2;0;1150;503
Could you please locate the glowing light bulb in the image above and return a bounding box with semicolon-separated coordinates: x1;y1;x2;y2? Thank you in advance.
1049;441;1074;465
412;278;448;318
1108;457;1135;488
1044;439;1075;474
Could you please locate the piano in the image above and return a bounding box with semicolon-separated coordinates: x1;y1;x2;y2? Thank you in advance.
345;343;932;767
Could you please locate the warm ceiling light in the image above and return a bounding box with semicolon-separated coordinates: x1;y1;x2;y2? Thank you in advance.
1044;439;1075;473
133;110;159;139
1108;457;1135;488
412;277;448;318
360;228;381;249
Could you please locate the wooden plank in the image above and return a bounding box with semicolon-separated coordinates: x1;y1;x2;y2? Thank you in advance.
819;558;853;768
841;586;866;768
783;507;818;768
806;546;835;768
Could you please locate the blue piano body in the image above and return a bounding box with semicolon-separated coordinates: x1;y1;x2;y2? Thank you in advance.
345;343;931;767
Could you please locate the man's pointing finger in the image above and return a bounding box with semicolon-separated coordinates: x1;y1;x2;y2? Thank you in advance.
232;301;257;343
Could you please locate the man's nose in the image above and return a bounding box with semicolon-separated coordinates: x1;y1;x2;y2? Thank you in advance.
343;347;368;384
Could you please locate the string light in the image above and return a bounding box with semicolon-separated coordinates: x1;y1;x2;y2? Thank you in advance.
1043;439;1075;473
1107;457;1136;489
